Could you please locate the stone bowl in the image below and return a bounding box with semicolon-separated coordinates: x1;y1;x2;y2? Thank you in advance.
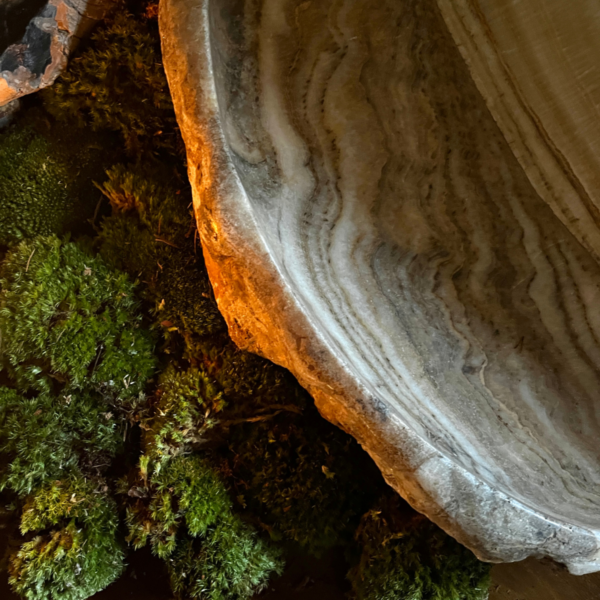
160;0;600;573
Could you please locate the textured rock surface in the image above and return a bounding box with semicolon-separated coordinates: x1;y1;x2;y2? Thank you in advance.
160;0;600;573
0;0;47;54
0;0;114;106
438;0;600;266
0;96;18;127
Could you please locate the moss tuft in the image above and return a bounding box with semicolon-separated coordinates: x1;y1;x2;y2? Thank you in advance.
348;494;491;600
0;127;79;245
123;455;283;598
0;388;121;496
43;10;181;157
142;364;226;464
168;523;282;600
223;408;380;556
97;164;225;337
0;235;157;398
9;477;124;600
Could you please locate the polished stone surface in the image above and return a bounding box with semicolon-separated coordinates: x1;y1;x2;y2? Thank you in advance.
160;0;600;572
439;0;600;266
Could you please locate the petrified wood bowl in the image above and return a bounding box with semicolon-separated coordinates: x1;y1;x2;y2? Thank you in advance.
160;0;600;573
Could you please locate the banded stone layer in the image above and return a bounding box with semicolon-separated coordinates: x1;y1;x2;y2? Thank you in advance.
160;0;600;572
438;0;600;266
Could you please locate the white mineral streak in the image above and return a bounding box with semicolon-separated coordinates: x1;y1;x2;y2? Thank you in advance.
160;0;600;573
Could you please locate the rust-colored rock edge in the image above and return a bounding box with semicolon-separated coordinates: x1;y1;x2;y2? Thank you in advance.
0;0;114;107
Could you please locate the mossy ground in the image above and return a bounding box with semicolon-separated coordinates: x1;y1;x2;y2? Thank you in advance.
0;110;118;246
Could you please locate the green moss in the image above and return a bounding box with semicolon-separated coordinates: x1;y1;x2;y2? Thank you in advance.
97;164;189;229
0;111;120;247
97;164;225;337
0;235;157;398
168;523;282;600
9;477;124;600
123;454;283;597
184;338;382;556
125;455;231;558
224;408;380;556
97;213;157;282
0;127;78;245
191;339;298;405
0;236;154;599
143;364;225;464
348;494;491;600
0;387;121;496
43;10;180;157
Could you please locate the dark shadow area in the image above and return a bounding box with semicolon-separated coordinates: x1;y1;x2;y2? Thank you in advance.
0;0;47;55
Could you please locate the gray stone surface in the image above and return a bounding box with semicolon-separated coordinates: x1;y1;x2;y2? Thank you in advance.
0;96;18;127
0;0;114;106
160;0;600;573
0;0;47;54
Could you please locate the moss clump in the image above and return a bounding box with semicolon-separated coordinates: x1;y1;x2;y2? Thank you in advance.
97;164;225;337
0;388;121;496
168;523;281;600
181;338;381;556
9;477;124;600
123;455;283;599
348;494;491;600
0;126;79;245
124;454;233;558
43;9;180;157
0;235;156;600
142;364;226;464
223;408;380;556
0;111;120;247
190;338;297;405
0;235;156;398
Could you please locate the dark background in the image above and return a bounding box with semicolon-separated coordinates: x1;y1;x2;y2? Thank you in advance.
0;0;47;54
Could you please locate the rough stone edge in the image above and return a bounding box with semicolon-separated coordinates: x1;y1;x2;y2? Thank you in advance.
0;0;115;107
0;98;20;128
159;0;600;575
